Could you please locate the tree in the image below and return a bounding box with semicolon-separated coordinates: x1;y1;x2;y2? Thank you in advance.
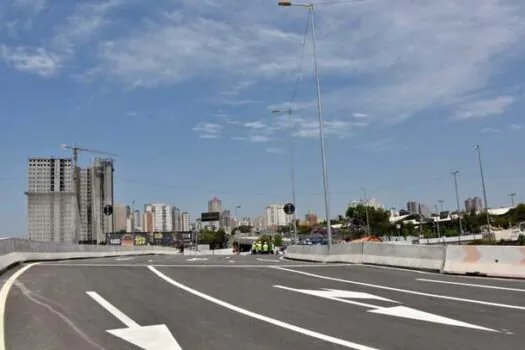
346;204;392;235
273;235;283;247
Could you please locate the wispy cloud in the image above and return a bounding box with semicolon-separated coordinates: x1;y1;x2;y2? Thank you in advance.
452;96;515;121
244;121;267;129
249;135;271;143
193;122;223;139
480;127;500;134
266;147;283;154
0;45;58;77
356;138;395;152
12;0;47;14
353;112;368;119
510;124;523;130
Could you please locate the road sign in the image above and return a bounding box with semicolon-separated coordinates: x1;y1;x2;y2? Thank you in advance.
201;212;220;222
87;291;182;349
273;286;496;331
283;203;295;215
103;204;113;216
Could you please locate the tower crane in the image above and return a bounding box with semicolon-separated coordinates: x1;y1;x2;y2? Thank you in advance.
60;144;117;243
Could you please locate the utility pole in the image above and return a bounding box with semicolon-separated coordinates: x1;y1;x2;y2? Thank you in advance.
451;171;463;244
438;200;444;213
435;204;441;240
509;193;516;207
475;145;492;240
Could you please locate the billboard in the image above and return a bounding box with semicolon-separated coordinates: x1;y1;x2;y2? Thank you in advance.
150;232;176;246
107;233;122;246
201;212;220;222
121;234;134;247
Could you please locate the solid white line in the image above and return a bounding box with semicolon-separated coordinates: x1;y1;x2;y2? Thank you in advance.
148;266;378;350
417;279;525;292
40;263;351;268
352;264;432;275
256;258;280;262
273;267;525;311
115;257;135;261
86;292;139;328
0;263;40;350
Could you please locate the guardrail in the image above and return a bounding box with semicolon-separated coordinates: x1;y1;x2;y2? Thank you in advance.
285;242;525;278
0;238;180;274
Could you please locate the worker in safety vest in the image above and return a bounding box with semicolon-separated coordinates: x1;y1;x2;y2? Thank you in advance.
255;241;262;254
251;241;257;254
262;241;269;254
269;242;274;254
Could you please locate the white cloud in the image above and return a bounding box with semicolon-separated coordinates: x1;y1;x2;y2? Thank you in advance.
249;135;271;143
231;136;246;141
266;147;283;154
0;45;58;77
452;96;515;120
480;127;500;133
12;0;47;14
510;124;523;130
357;138;395;152
353;112;368;119
244;121;267;129
193;122;222;139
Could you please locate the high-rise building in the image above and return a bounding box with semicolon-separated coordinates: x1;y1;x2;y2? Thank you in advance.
406;201;419;214
181;212;190;231
172;207;181;231
133;210;141;231
465;197;483;212
305;211;318;226
26;157;75;243
143;211;155;232
208;197;222;213
264;204;288;228
221;209;231;231
113;204;130;232
145;204;173;231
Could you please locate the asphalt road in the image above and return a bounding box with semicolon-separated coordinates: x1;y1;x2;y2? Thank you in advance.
1;254;525;350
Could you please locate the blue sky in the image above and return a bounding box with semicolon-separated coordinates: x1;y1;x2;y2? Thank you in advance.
1;0;525;236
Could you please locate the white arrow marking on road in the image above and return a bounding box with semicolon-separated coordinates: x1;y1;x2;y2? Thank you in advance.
86;291;183;350
185;257;208;261
274;286;497;332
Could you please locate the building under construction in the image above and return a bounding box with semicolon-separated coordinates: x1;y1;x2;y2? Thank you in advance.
26;157;114;244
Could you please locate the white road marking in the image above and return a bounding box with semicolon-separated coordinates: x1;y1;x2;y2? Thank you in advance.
86;292;139;328
115;257;135;261
417;278;525;292
86;291;182;350
0;263;40;350
275;285;496;332
185;258;208;262
273;267;525;311
256;258;280;262
148;260;154;263
41;263;351;268
369;306;497;332
148;266;378;350
352;264;432;275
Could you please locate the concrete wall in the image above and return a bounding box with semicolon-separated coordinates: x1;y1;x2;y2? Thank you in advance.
0;238;179;274
285;243;525;278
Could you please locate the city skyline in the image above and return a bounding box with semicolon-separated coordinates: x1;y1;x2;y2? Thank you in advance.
1;0;525;235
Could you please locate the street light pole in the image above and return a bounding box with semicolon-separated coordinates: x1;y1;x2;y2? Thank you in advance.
272;108;297;243
278;1;333;252
475;145;491;239
235;205;241;234
434;204;441;239
438;200;444;213
451;171;463;244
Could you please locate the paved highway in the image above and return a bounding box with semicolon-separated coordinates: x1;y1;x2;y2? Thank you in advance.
1;254;524;349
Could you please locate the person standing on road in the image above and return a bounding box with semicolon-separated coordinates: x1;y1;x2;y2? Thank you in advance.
251;241;257;254
256;240;262;254
262;241;269;254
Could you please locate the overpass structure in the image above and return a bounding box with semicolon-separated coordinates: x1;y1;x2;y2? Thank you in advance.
0;238;524;349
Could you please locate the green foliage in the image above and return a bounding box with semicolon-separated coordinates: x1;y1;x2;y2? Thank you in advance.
518;234;525;246
238;225;252;233
273;235;283;246
346;204;392;235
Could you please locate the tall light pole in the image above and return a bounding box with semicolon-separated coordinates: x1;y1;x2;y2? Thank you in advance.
278;1;333;251
451;171;463;243
272;108;297;242
361;188;371;237
509;193;516;207
235;205;241;234
434;204;441;239
475;145;491;239
438;200;444;213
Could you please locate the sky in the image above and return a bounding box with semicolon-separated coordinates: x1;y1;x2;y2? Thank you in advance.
1;0;525;236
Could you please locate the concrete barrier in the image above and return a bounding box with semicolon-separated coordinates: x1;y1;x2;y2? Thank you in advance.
285;244;330;262
361;242;446;272
0;238;180;274
443;245;525;278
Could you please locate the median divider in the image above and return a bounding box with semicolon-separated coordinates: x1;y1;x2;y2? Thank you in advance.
443;245;525;278
285;242;525;278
